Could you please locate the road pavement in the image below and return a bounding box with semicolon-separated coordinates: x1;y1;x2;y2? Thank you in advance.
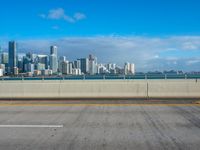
0;103;199;150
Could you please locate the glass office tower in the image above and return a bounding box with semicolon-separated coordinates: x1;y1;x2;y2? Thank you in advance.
8;41;17;74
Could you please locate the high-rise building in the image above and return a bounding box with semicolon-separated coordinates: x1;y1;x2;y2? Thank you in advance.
49;55;57;73
36;63;45;71
49;46;58;73
24;63;34;73
130;63;135;74
0;46;2;64
88;54;97;75
97;64;107;74
0;68;3;77
0;64;5;75
58;56;66;73
37;55;49;69
31;54;37;63
124;62;135;75
68;62;73;74
8;41;17;74
17;53;25;72
50;46;58;56
13;67;19;75
106;63;116;74
23;53;32;72
58;60;75;75
72;68;81;75
61;61;67;74
17;59;23;73
79;58;89;74
61;61;69;74
74;60;81;69
1;52;8;64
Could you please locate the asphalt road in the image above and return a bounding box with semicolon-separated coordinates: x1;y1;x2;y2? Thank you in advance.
0;103;199;150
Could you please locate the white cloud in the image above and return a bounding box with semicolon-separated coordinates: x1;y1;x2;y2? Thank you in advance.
63;15;75;23
39;8;86;23
47;8;75;23
5;36;200;72
38;14;46;19
186;59;200;65
74;13;86;21
47;8;65;20
182;42;198;50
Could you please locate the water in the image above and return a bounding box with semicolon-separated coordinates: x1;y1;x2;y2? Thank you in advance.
1;74;200;81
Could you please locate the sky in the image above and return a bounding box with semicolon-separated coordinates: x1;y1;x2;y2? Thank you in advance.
0;0;200;71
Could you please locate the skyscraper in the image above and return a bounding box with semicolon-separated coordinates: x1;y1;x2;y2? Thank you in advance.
60;60;73;75
79;58;89;74
124;62;135;75
0;46;2;64
74;60;81;69
49;46;58;73
88;54;97;75
61;61;69;74
58;56;66;73
37;55;49;69
1;52;8;64
8;41;17;74
68;62;73;74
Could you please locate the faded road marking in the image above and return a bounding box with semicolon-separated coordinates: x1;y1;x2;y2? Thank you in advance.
0;125;63;128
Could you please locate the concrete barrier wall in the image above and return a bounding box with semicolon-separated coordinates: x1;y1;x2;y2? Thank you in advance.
0;79;199;99
148;80;200;98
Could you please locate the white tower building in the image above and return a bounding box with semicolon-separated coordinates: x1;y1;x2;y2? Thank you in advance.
49;46;58;73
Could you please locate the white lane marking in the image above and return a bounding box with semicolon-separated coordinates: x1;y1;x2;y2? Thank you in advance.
0;125;63;128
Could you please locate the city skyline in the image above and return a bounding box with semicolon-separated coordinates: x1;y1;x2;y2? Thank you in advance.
0;41;136;77
0;0;200;71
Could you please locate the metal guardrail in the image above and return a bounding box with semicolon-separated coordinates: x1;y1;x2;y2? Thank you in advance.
0;74;200;81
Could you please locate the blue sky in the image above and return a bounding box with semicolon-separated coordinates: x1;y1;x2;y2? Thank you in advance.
0;0;200;71
1;0;200;38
